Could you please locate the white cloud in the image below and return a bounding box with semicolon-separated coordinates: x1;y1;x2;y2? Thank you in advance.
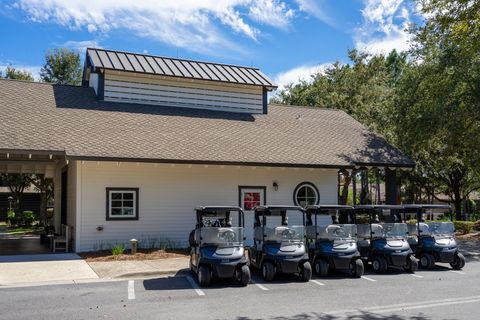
354;0;416;54
60;40;101;54
12;0;299;56
249;0;295;30
273;62;331;90
295;0;335;26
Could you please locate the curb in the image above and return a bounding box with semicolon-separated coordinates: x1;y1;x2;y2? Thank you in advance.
113;268;190;279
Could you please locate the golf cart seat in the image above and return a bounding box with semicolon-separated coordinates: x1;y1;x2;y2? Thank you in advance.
356;224;371;239
407;224;418;236
371;224;384;238
419;222;430;235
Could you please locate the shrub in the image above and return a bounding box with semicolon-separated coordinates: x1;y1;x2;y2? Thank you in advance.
21;211;36;227
453;221;475;234
111;244;125;256
473;220;480;231
6;210;16;225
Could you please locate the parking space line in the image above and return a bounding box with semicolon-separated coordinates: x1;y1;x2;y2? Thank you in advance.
410;274;423;278
250;279;269;291
311;280;325;286
186;276;206;296
361;276;377;282
127;280;135;300
451;270;466;275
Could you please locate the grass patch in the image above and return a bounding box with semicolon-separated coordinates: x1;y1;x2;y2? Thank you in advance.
6;226;42;235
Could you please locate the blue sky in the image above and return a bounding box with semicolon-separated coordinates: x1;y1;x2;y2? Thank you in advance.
0;0;422;89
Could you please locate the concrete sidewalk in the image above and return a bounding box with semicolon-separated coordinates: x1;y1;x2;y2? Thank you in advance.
0;253;99;286
87;256;190;279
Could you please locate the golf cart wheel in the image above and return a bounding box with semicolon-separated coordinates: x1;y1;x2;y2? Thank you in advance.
419;253;435;270
300;262;312;282
403;255;418;273
372;256;388;273
350;259;364;278
314;259;329;277
238;265;251;286
198;265;211;287
450;252;466;270
262;262;275;282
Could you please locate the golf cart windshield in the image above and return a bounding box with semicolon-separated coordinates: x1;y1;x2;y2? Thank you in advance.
317;224;356;241
374;223;408;239
424;222;455;237
200;227;243;247
264;225;304;243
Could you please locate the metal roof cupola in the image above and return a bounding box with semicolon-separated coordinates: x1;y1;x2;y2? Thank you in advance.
82;48;276;114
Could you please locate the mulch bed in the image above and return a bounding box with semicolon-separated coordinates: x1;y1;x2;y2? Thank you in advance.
79;248;189;262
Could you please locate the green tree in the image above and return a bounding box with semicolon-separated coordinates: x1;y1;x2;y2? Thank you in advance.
393;0;480;219
40;48;82;85
2;65;34;81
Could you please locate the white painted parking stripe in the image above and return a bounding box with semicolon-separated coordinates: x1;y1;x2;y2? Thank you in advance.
127;280;135;300
186;276;206;296
361;276;376;282
250;279;269;291
410;274;423;278
451;270;466;275
311;280;325;286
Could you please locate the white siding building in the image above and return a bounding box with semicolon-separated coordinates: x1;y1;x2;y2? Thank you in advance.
0;48;414;252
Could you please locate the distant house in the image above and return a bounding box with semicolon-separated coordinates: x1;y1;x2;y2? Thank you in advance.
0;48;414;252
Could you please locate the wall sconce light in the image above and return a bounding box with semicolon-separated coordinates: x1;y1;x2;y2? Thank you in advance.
273;182;279;191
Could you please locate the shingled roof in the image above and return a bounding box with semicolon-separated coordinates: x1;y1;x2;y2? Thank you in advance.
85;48;276;89
0;79;414;168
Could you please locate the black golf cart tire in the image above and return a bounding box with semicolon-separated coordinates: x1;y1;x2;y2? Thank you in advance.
403;255;418;273
300;261;312;282
419;253;435;270
239;265;251;286
198;265;211;287
450;252;466;270
351;259;364;278
314;259;329;277
262;262;275;282
372;256;388;273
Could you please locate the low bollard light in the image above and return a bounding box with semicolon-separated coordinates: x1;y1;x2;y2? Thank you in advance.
130;238;138;255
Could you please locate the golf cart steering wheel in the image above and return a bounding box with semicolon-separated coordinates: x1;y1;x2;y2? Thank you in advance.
282;228;296;239
219;230;237;242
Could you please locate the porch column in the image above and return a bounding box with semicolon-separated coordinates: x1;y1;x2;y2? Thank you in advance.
53;164;62;231
385;167;397;205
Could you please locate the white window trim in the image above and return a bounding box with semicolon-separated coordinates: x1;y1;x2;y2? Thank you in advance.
293;182;319;207
106;188;139;220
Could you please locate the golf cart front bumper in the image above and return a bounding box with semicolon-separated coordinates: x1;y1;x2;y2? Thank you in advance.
199;256;248;278
265;254;309;274
330;253;359;270
433;247;457;263
388;252;410;267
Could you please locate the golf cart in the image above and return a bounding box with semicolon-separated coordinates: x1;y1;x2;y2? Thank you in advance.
305;205;364;278
189;206;250;286
403;204;465;270
353;205;418;273
248;205;311;282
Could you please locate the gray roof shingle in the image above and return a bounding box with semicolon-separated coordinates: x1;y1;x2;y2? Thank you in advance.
86;48;276;89
0;79;414;168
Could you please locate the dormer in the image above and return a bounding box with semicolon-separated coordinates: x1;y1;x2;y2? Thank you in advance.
82;48;277;114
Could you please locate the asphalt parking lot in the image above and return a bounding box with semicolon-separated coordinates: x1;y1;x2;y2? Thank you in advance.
1;258;479;320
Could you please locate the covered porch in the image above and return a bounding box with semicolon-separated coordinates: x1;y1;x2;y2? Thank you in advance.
0;150;68;255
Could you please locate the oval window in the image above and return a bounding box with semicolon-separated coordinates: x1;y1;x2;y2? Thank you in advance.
293;182;319;207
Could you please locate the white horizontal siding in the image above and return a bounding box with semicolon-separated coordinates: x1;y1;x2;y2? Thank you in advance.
75;161;338;252
102;71;264;114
